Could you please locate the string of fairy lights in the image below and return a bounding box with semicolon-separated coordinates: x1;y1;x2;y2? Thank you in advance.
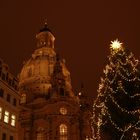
91;39;140;140
108;94;140;114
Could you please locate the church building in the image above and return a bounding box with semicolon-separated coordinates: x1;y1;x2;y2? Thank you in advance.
0;23;92;140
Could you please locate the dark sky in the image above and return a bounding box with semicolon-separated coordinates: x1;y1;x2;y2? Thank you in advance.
0;0;140;98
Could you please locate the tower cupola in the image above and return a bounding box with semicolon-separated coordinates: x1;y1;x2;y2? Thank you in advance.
19;23;56;103
19;22;75;103
36;22;55;48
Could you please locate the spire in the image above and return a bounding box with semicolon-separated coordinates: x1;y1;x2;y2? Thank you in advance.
51;57;66;97
52;56;65;85
44;18;47;26
39;19;52;33
51;56;75;98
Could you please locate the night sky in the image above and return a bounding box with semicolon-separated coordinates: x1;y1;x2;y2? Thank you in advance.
0;0;140;98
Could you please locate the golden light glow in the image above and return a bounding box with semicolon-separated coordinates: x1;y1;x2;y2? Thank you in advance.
92;49;140;139
4;111;9;123
110;39;122;51
60;124;67;140
11;114;16;126
78;92;82;96
60;107;67;115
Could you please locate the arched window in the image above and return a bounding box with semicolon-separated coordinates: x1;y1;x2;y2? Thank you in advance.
37;132;44;140
20;94;26;104
60;88;65;96
60;124;67;140
37;127;44;140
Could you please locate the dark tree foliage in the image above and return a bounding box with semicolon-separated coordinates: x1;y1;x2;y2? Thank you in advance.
92;41;140;140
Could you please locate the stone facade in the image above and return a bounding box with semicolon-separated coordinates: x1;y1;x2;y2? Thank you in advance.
0;59;19;140
0;23;92;140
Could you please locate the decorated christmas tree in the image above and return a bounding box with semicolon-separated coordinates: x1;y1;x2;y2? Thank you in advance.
92;40;140;140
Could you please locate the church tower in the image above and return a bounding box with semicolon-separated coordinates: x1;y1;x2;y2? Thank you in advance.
18;23;92;140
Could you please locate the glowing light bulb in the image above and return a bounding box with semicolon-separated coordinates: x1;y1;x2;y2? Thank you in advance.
78;92;82;96
110;39;122;51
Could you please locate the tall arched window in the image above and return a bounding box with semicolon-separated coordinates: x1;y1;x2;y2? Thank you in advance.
37;132;44;140
37;127;44;140
60;124;67;140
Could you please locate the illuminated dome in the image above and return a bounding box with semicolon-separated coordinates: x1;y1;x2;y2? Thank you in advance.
19;23;73;102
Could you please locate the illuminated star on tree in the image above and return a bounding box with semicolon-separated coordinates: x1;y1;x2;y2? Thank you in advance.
110;39;123;52
92;39;140;140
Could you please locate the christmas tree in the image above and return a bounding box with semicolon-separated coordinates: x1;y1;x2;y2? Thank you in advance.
92;39;140;140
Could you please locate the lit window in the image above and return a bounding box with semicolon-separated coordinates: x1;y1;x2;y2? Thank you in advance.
37;133;44;140
20;94;26;104
60;107;67;115
37;128;44;140
0;107;2;120
60;124;67;140
4;111;9;123
11;114;16;126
